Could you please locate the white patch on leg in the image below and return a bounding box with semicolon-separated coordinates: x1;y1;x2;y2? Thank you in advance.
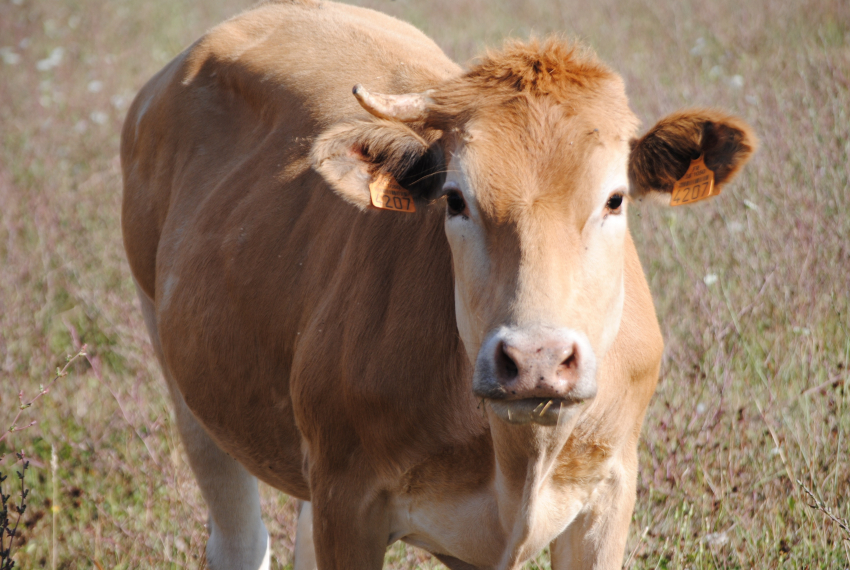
173;386;272;570
294;501;318;570
206;511;271;570
173;384;271;570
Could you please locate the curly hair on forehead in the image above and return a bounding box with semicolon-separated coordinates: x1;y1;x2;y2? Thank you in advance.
468;37;616;95
424;37;634;131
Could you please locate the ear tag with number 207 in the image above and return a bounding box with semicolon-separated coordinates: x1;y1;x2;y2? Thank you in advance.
369;172;416;213
670;155;716;206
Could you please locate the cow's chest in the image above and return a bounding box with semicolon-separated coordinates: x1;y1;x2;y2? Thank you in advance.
387;460;609;569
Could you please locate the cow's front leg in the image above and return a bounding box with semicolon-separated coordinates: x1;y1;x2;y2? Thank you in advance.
294;501;318;570
549;449;638;570
308;471;390;570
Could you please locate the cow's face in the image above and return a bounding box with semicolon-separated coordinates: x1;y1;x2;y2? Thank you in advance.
313;40;756;427
441;109;633;425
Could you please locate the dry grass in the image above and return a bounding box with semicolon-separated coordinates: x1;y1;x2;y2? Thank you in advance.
0;0;847;568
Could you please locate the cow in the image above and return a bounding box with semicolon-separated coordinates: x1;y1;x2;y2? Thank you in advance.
120;1;756;569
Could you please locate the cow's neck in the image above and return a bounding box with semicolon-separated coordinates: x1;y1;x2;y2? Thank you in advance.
488;409;587;568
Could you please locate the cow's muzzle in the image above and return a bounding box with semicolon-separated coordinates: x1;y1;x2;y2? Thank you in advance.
473;326;598;426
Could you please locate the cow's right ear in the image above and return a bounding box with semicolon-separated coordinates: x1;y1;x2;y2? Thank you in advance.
311;119;446;211
628;109;757;204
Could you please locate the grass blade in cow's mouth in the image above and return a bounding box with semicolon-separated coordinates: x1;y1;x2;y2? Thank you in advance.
488;397;588;426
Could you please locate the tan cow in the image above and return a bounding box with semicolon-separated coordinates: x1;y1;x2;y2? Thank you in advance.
121;1;756;569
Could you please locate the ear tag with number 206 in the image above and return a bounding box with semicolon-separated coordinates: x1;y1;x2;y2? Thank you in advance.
670;155;716;206
369;172;416;213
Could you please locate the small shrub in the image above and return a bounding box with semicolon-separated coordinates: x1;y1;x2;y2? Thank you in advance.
0;347;86;568
0;454;29;570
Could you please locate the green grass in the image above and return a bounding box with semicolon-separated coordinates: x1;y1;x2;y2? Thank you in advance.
1;0;848;567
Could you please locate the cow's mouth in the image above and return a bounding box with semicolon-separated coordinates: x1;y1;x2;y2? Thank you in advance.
487;397;586;426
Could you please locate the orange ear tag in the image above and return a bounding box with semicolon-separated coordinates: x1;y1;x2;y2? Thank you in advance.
369;172;416;213
670;155;716;206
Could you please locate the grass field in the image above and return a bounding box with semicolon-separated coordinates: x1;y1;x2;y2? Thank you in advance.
1;0;848;568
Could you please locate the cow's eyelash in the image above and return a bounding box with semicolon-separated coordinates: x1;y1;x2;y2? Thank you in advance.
446;191;467;216
606;194;623;211
605;190;626;213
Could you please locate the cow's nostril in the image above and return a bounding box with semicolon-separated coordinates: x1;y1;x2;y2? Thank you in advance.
496;342;519;380
559;344;579;373
476;330;596;404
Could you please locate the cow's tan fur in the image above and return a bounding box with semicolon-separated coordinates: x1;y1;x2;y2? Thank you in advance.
121;1;756;569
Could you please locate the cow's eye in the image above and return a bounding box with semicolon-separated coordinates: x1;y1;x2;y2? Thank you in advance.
605;192;624;213
446;190;467;217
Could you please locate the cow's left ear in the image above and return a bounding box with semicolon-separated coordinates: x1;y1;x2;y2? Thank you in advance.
311;119;446;211
628;109;758;203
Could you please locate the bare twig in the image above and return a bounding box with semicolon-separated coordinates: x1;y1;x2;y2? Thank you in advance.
0;345;88;452
624;526;649;568
754;399;796;486
51;445;57;570
80;352;161;468
796;479;850;542
0;347;86;568
797;375;846;400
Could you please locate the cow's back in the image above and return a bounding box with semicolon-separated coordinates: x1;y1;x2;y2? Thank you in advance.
122;0;459;300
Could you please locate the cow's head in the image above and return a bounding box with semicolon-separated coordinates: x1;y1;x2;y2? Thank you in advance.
312;39;756;426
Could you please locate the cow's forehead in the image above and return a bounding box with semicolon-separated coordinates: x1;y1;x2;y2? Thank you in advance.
454;100;634;225
431;38;638;223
